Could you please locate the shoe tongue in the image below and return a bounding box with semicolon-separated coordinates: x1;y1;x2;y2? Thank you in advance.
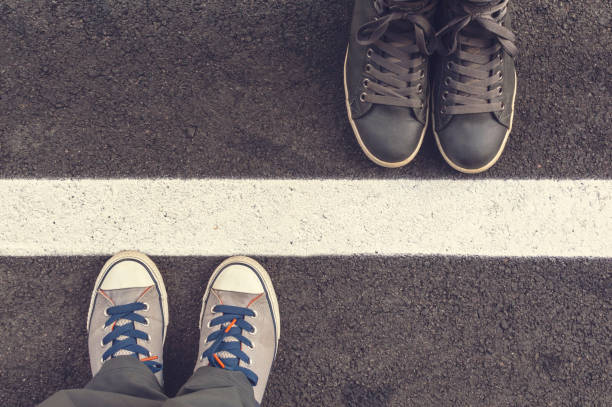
390;0;429;4
465;0;503;5
388;0;433;12
379;0;433;72
461;0;505;27
382;0;435;41
101;286;151;358
453;0;504;92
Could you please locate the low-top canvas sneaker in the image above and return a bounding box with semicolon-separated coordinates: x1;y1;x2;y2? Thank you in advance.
344;0;439;168
194;256;281;405
432;0;518;173
87;251;169;385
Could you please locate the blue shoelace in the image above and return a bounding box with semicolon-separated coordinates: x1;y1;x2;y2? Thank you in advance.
103;302;162;374
202;304;258;385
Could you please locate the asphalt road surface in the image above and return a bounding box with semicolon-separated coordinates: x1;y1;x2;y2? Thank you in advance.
1;1;611;406
1;0;610;179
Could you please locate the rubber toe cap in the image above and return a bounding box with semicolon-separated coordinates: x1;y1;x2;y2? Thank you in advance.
436;113;508;172
212;263;264;294
354;105;425;166
100;259;154;289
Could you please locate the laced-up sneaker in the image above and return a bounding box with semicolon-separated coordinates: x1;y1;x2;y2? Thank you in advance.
432;0;518;173
87;251;169;385
344;0;438;168
194;256;280;404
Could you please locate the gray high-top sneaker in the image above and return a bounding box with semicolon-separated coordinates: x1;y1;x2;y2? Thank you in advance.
87;251;169;385
432;0;518;173
344;0;439;168
194;256;280;405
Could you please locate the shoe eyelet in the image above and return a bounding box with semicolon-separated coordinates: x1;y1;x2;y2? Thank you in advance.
143;303;149;311
249;326;258;335
498;87;503;95
442;91;449;101
142;317;150;326
359;92;367;103
419;69;425;79
446;62;453;70
498;53;503;61
417;84;423;94
440;106;447;114
366;48;373;58
500;102;505;110
100;357;105;363
210;306;217;314
362;78;369;88
497;71;503;80
104;309;109;317
364;64;372;73
100;338;105;347
206;320;212;328
444;77;451;86
247;358;254;366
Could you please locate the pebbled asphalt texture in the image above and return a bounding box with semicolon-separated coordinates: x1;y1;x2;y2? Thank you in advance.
1;256;611;406
0;0;610;179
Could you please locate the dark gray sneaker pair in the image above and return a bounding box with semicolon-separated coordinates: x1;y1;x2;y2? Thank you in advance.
344;0;518;173
87;251;280;405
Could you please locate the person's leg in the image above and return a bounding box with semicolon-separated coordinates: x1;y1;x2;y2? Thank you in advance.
162;366;256;407
39;251;170;407
163;256;281;407
39;356;166;407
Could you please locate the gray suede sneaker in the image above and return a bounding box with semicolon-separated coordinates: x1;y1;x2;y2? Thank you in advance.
87;251;169;385
194;256;281;405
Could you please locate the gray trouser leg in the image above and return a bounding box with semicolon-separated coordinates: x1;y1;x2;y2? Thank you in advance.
39;359;257;407
164;366;258;407
38;356;167;407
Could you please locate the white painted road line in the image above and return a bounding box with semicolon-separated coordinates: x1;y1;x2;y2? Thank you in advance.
0;179;610;257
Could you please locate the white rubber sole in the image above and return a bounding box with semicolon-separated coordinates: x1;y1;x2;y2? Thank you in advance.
343;46;427;168
432;72;518;174
86;250;169;344
198;256;281;348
